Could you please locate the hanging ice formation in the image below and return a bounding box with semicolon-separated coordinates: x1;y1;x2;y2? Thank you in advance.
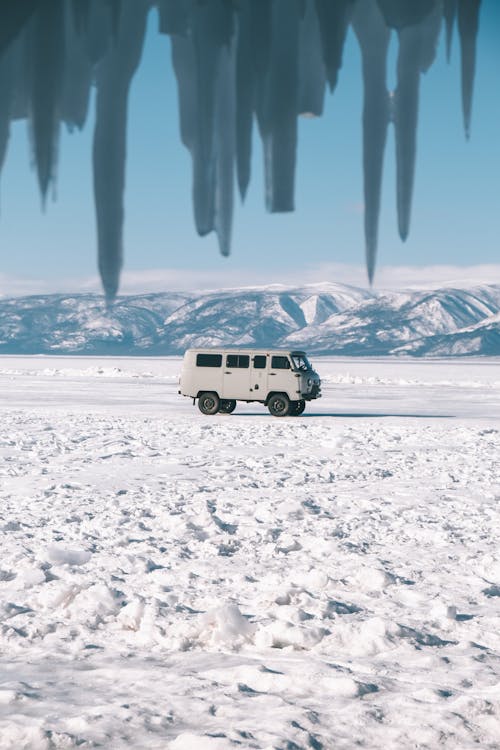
0;0;483;300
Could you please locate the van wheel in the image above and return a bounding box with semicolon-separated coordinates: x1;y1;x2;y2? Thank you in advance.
268;394;291;417
198;392;220;415
290;400;306;416
220;399;236;414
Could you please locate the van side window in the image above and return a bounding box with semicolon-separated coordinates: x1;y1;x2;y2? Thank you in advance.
271;356;291;369
253;355;267;369
196;353;222;367
226;355;250;368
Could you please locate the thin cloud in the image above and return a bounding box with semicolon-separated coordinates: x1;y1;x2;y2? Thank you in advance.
373;264;500;290
0;263;499;298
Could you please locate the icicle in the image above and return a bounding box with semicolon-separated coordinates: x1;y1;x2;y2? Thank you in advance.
419;4;442;73
0;0;491;296
71;0;91;35
214;41;236;257
0;44;16;180
298;0;326;117
109;0;123;38
256;0;300;213
443;0;457;62
394;29;424;243
171;36;196;150
174;3;229;237
171;30;216;238
93;0;149;303
458;0;481;140
61;4;93;131
234;0;253;202
186;4;220;236
29;0;65;204
394;3;441;241
352;0;391;284
0;0;38;57
158;0;188;36
235;0;272;202
376;0;437;31
314;0;352;92
85;0;114;65
9;30;31;121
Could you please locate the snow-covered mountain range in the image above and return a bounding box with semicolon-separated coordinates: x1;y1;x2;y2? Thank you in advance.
1;282;499;356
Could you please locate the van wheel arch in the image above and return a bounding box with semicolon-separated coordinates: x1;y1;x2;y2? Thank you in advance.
196;390;220;400
197;391;220;415
265;391;290;406
267;393;291;417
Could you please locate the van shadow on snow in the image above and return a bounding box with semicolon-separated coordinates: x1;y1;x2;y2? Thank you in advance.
224;412;455;419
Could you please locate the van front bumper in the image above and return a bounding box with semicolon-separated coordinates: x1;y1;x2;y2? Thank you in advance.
302;384;321;400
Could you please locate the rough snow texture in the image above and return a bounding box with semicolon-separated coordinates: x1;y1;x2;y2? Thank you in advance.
0;1;483;296
0;355;499;748
0;282;499;356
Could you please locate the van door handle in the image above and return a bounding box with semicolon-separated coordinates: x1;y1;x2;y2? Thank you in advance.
269;373;276;376
225;371;232;374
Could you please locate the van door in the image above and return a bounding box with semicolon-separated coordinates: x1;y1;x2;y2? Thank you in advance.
223;354;252;399
268;354;297;400
250;353;268;400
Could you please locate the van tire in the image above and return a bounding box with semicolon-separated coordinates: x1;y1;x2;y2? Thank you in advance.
290;400;306;416
268;394;291;417
198;392;220;415
220;399;236;414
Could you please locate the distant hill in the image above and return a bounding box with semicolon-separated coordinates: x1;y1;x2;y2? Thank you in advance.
0;282;499;356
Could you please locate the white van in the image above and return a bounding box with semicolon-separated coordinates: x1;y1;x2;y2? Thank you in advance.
179;348;321;416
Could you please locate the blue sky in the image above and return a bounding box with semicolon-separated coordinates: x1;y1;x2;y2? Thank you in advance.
0;1;499;294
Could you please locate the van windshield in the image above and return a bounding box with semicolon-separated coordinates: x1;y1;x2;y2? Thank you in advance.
291;354;312;371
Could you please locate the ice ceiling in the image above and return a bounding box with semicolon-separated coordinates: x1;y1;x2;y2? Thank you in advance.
0;0;482;301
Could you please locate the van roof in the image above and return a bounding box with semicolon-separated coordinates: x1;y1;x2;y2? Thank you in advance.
185;348;307;356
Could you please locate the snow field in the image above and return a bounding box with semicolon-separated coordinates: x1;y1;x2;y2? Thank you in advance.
0;357;499;748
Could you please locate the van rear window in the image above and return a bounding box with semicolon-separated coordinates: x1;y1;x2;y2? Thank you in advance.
226;354;250;368
271;356;291;370
196;353;222;367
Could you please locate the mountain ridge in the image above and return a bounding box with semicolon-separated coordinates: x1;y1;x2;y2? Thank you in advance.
0;283;499;357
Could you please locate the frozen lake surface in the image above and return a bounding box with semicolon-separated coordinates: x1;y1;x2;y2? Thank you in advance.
0;356;499;749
